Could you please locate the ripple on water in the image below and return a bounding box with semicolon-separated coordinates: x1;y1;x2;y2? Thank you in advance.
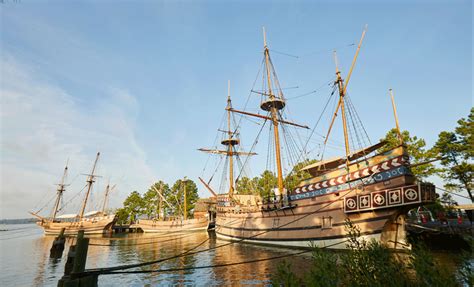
0;225;467;286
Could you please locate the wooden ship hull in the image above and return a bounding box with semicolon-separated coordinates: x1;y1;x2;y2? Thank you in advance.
135;217;209;233
37;215;116;236
215;147;437;249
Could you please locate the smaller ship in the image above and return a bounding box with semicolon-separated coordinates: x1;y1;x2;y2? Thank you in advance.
30;152;116;235
135;178;211;232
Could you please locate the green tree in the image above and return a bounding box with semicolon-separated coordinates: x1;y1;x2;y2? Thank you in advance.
432;108;474;202
115;207;129;225
169;179;199;218
143;181;171;219
235;176;259;195
257;170;278;198
122;191;144;223
284;159;318;192
379;128;436;179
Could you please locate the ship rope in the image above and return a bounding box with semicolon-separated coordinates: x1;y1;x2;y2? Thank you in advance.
234;119;269;193
294;83;337;164
32;193;57;216
436;186;471;200
79;179;371;276
84;236;210;274
57;184;88;214
219;156;229;194
79;238;350;277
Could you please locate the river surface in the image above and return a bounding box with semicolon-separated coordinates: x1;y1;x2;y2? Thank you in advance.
0;224;468;286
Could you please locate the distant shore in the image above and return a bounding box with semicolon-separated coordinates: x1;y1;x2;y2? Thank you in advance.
0;218;38;225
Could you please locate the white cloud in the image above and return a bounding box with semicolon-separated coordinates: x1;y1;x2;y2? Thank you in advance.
0;54;155;219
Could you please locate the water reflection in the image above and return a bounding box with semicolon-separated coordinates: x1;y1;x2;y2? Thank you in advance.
0;224;468;286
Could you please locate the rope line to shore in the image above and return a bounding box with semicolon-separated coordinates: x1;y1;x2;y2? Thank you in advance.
81;238;350;276
85;236;210;274
80;183;361;275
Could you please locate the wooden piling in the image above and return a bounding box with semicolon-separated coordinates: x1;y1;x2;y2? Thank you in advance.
50;228;66;258
64;245;76;276
72;230;89;274
58;230;98;287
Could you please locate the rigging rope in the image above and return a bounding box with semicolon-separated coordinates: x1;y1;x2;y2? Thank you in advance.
435;187;471;200
295;83;337;164
57;184;88;213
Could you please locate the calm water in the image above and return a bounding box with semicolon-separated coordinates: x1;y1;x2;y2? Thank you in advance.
0;224;467;286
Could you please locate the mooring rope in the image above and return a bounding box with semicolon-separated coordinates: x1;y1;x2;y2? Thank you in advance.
77;164;383;277
80;184;358;276
83;238;350;276
84;236;210;274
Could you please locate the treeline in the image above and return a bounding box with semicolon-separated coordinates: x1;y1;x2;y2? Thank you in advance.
115;179;199;224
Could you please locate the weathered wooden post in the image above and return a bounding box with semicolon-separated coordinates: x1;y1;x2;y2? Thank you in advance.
64;245;76;276
50;228;66;258
58;230;98;287
72;230;89;274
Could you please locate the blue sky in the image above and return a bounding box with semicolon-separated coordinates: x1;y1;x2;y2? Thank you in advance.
1;0;472;218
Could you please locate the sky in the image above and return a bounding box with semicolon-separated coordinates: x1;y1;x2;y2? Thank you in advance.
0;0;472;219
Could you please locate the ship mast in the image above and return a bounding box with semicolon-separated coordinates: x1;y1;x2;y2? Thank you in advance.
225;28;308;202
334;51;351;166
79;152;100;219
50;164;69;220
262;27;285;199
324;25;368;167
389;88;404;145
199;82;257;197
101;181;116;214
221;81;240;196
183;177;188;220
158;182;164;219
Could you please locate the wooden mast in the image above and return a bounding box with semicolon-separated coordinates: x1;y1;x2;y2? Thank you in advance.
227;81;234;196
101;183;110;214
334;51;351;165
262;27;285;200
158;183;164;219
51;164;68;220
183;177;187;220
324;25;368;166
222;28;307;201
151;184;173;211
101;182;115;214
389;89;404;145
198;177;218;197
79;152;100;219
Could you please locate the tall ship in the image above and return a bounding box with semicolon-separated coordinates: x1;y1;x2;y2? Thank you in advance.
201;27;436;250
30;153;116;235
135;178;210;232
